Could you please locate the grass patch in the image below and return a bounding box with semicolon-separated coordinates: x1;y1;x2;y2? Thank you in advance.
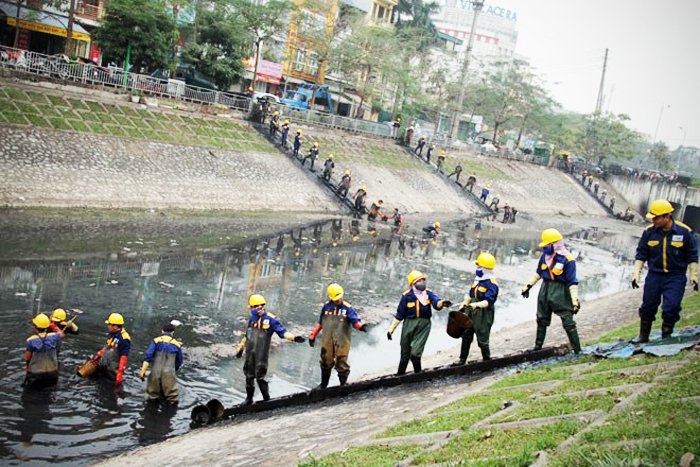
65;98;90;111
379;405;495;438
25;114;50;127
3;111;29;125
68;120;89;132
12;101;41;114
47;117;73;130
491;392;624;422
542;370;657;395
85;100;106;113
489;366;573;389
434;388;537;414
106;125;128;137
24;90;50;104
46;95;67;107
413;420;584;465
299;443;423;467
2;86;27;100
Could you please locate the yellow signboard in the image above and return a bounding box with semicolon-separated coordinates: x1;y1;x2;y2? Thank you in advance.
7;16;90;42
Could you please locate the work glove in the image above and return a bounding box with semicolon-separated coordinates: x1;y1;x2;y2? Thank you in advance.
309;337;315;347
387;318;400;341
522;274;540;298
235;349;243;358
440;300;453;309
115;355;128;387
294;336;306;343
382;215;388;222
90;348;104;365
115;372;124;386
690;262;699;291
632;260;644;289
359;323;369;332
386;332;392;341
139;362;149;381
569;285;580;314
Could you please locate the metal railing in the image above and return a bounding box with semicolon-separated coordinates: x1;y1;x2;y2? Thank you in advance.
0;45;397;138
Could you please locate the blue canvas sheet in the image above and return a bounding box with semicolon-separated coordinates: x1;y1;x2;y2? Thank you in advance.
583;325;700;359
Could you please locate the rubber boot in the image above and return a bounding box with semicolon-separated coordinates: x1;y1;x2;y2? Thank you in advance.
480;344;491;361
396;358;409;376
410;357;422;373
565;328;582;354
244;379;255;405
632;320;652;344
338;374;348;386
532;325;547;351
458;334;473;364
257;379;270;401
316;368;331;390
661;321;674;339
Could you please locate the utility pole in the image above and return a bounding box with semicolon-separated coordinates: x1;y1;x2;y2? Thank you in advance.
450;0;484;141
594;48;608;115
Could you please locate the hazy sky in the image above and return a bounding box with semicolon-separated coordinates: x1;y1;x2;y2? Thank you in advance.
495;0;699;149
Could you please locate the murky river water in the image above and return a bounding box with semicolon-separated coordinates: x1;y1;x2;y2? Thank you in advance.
0;216;639;465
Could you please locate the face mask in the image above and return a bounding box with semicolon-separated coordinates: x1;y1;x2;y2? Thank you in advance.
414;282;427;291
475;267;484;277
543;245;555;255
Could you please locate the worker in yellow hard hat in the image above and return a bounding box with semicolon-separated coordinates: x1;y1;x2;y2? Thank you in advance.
279;118;291;148
436;149;446;173
322;153;335;181
85;312;131;386
337;169;352;197
269;110;280;137
140;321;183;404
422;221;441;241
293;129;303;158
235;294;305;404
387;270;453;375
308;283;367;389
48;308;79;335
367;199;387;223
24;313;64;388
302;141;319;171
353;185;367;217
454;252;499;365
521;228;581;354
631;199;698;343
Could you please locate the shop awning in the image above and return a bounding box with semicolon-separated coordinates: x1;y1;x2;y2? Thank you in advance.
0;2;91;42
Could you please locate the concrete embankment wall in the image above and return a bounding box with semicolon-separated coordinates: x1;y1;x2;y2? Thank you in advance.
606;175;700;230
0;80;608;217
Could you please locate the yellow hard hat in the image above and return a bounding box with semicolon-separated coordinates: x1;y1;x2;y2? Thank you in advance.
475;252;496;269
344;169;351;175
296;129;302;134
646;199;674;219
329;154;335;159
327;283;344;301
361;185;367;191
248;86;254;91
273;111;279;116
314;142;319;147
539;228;563;247
433;221;441;229
33;313;50;329
105;313;124;325
249;294;266;307
407;270;426;286
51;308;67;322
284;119;289;124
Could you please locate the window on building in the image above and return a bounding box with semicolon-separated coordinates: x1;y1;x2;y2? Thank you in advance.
294;49;306;72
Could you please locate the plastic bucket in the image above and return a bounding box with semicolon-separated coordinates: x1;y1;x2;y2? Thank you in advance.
446;311;473;338
77;359;97;378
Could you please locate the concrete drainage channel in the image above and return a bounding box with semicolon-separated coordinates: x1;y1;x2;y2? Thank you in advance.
190;345;571;427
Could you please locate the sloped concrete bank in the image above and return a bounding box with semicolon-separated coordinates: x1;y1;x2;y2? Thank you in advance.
0;125;607;218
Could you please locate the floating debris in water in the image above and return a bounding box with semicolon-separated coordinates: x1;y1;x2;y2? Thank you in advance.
14;292;28;297
159;282;175;288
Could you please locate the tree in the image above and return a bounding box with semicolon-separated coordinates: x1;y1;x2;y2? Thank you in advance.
648;141;672;171
230;0;290;87
180;0;247;90
94;0;176;71
578;113;640;166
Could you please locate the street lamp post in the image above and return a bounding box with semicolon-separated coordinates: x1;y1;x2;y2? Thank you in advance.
450;0;484;141
652;103;670;144
677;126;687;170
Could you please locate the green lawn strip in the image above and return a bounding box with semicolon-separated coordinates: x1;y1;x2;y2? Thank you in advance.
433;387;537;414
12;101;41;114
298;443;423;467
412;420;584;466
65;98;90;111
25;113;51;127
3;111;29;125
490;391;624;423
541;369;658;395
549;434;700;467
377;404;495;438
68;120;89;132
47;117;73;131
45;94;68;107
578;353;685;374
2;86;27;100
459;159;510;181
85;100;106;113
24;90;51;104
34;104;63;118
488;366;574;389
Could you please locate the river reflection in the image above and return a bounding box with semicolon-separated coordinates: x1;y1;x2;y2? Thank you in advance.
0;217;636;464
